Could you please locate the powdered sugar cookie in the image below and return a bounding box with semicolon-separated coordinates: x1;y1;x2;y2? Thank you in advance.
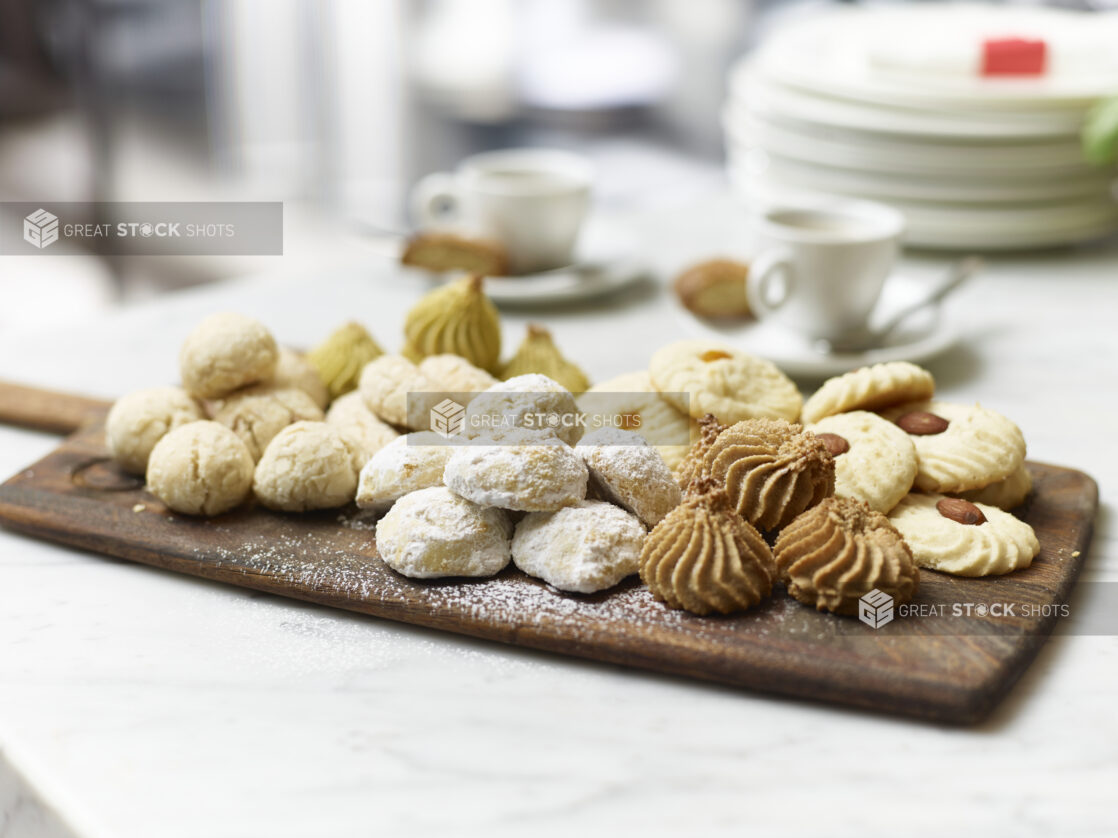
443;433;587;512
888;493;1039;577
355;432;453;511
577;371;696;470
801;362;934;424
464;374;581;445
649;340;802;424
952;464;1033;511
575;428;681;527
807;411;916;513
881;400;1026;493
512;500;645;593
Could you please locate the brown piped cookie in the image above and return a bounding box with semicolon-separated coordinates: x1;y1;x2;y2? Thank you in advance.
675;413;727;490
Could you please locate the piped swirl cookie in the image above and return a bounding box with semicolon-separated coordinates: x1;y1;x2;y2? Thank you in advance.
774;497;918;615
649;340;802;424
699;418;835;531
888;493;1039;576
674;413;726;490
801;361;934;424
881;400;1026;493
639;477;775;616
806;411;916;513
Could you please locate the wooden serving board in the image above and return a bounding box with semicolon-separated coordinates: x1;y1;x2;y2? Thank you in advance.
0;388;1098;725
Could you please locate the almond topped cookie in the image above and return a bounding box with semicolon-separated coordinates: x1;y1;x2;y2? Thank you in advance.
880;400;1026;493
801;361;935;424
806;410;917;513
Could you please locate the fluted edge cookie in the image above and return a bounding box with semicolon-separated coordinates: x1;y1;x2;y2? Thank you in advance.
802;362;934;424
952;463;1033;511
888;493;1039;577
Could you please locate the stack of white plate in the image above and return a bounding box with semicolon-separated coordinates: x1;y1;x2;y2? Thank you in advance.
724;4;1118;250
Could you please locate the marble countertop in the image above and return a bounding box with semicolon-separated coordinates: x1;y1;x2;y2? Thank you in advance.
1;194;1116;838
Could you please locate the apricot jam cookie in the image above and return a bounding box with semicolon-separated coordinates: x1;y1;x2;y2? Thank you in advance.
376;486;512;579
577;370;696;470
952;464;1033;511
880;400;1026;493
640;477;774;616
699;417;834;531
649;340;802;424
512;500;646;593
775;497;918;616
888;493;1039;577
801;361;934;424
806;411;916;513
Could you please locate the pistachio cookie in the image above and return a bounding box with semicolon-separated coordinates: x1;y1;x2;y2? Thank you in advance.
881;400;1026;493
577;371;695;470
376;486;512;579
649;340;802;424
699;418;835;531
889;493;1039;576
801;361;935;424
512;500;646;593
806;411;917;513
775;497;918;616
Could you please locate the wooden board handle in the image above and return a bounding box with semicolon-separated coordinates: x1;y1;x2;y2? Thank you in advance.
0;380;113;435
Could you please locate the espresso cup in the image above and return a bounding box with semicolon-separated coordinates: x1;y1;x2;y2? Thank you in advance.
746;201;906;341
409;148;593;275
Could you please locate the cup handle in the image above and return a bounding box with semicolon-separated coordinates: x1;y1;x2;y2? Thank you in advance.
747;249;795;318
409;172;461;228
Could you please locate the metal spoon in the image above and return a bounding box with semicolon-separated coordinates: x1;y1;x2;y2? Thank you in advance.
814;257;982;355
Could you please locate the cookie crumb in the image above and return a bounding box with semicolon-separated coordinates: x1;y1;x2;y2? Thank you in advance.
132;503;146;513
1072;550;1081;558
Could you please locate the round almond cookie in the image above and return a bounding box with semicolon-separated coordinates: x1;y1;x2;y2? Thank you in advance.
359;354;444;430
273;348;329;410
418;354;498;395
806;411;916;513
253;421;360;511
649;340;802;424
577;370;696;470
801;361;934;424
952;464;1033;511
107;386;205;474
146;420;254;516
880;400;1026;493
325;391;399;467
376;486;512;579
700;417;835;532
888;493;1039;577
774;497;918;615
512;500;646;593
443;433;587;512
179;312;278;399
355;432;453;511
575;428;681;527
210;384;325;461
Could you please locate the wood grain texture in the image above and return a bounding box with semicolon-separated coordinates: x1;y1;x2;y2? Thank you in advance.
0;380;112;435
0;422;1097;725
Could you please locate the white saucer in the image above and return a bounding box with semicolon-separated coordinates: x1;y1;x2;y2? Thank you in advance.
677;273;960;379
400;216;647;307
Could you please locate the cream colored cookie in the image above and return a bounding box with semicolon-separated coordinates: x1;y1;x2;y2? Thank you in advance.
210;384;325;461
575;428;681;527
106;386;205;474
376;486;511;579
512;500;646;593
253;421;359;511
807;411;917;513
273;348;329;410
444;434;587;511
464;374;581;446
179;312;278;399
953;464;1033;511
802;362;935;424
355;432;454;511
358;354;443;429
146;420;254;516
649;340;801;424
888;493;1039;576
881;400;1026;493
577;371;696;470
418;354;498;395
325;391;399;467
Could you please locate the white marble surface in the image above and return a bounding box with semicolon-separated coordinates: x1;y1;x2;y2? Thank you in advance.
1;194;1117;838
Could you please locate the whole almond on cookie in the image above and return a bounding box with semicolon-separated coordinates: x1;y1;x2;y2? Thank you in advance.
936;497;987;526
896;410;950;435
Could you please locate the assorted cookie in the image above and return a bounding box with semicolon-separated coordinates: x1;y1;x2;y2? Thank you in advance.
801;361;935;424
889;493;1039;577
806;411;916;513
146;420;255;516
640;477;775;616
355;433;455;512
575;428;681;527
209;383;324;461
253;421;360;512
953;463;1033;511
649;339;802;424
775;497;919;615
106;386;204;474
672;258;752;320
444;434;588;512
880;400;1026;493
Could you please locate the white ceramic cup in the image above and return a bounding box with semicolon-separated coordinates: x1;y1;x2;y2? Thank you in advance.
746;201;906;341
409;148;593;275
